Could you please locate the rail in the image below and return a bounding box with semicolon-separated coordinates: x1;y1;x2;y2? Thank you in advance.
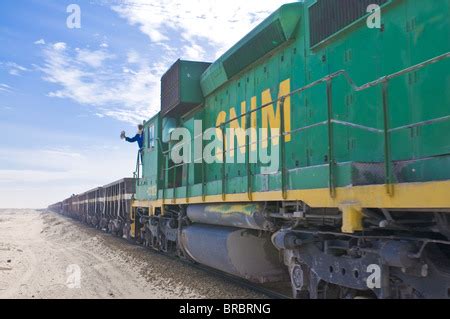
135;52;450;201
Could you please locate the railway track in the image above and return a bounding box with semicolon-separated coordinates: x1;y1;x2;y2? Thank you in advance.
148;249;292;300
51;211;291;299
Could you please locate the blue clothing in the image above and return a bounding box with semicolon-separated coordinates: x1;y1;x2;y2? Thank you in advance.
126;133;144;149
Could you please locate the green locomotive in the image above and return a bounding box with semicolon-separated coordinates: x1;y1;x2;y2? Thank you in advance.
127;0;450;298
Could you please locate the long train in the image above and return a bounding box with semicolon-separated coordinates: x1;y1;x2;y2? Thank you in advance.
50;0;450;298
49;178;136;237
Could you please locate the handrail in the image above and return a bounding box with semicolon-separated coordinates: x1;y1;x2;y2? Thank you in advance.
133;149;143;183
139;52;450;200
219;52;450;128
213;52;450;196
326;80;335;198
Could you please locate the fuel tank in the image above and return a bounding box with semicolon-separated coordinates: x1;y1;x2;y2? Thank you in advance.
180;224;287;283
186;203;274;230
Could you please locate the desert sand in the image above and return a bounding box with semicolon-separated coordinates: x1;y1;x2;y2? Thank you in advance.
0;209;263;299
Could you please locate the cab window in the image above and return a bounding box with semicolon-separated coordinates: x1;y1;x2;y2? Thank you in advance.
148;125;155;149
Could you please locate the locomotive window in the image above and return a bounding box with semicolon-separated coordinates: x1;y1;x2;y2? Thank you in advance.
148;125;155;149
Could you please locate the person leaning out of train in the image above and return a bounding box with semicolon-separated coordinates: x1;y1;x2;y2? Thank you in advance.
121;124;145;160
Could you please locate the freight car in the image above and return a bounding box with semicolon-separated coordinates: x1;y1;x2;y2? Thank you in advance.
48;202;62;214
50;0;450;299
50;178;135;236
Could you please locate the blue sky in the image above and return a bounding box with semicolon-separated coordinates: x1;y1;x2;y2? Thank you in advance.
0;0;293;208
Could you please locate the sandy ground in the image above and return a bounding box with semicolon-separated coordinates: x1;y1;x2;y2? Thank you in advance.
0;209;264;299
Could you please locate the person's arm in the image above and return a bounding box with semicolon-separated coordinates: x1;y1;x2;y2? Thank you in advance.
125;134;139;143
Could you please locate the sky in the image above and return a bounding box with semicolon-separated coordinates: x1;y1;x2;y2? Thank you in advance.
0;0;295;208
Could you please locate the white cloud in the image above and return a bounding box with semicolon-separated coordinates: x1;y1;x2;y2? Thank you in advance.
122;67;138;75
34;38;46;45
39;43;161;124
7;62;28;72
0;83;13;93
127;50;141;64
184;44;206;61
1;62;29;76
76;49;114;68
111;0;293;59
37;2;295;125
100;43;109;48
53;42;67;51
